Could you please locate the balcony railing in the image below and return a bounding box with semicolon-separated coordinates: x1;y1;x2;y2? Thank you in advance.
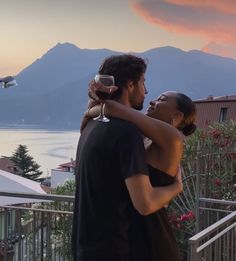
189;198;236;261
0;191;74;261
1;192;236;261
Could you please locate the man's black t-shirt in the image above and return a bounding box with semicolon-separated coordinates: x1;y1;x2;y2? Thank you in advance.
72;118;148;260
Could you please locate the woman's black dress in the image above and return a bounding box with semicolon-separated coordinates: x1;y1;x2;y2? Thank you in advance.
129;164;181;261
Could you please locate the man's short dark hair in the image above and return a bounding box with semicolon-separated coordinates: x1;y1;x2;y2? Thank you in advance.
98;54;147;100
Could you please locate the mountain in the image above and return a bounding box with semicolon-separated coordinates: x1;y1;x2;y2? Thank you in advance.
0;43;236;129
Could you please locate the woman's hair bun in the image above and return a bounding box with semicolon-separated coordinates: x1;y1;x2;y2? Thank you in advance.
181;123;197;136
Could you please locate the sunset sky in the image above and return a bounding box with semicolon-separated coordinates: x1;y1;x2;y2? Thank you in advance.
1;0;236;75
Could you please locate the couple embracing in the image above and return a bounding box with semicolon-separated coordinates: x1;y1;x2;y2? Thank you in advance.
72;54;196;261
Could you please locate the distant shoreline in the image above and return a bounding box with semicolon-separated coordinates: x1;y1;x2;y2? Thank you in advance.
0;124;79;132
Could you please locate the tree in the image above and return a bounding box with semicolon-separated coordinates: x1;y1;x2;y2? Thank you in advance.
10;144;43;181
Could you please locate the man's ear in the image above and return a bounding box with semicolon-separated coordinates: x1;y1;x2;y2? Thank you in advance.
127;80;134;91
172;111;184;127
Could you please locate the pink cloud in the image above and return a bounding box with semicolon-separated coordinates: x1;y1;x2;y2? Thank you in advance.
129;0;236;44
202;42;236;60
166;0;236;15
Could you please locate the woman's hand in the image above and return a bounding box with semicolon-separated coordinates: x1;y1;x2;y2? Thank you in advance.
174;166;183;194
80;80;118;132
88;80;118;102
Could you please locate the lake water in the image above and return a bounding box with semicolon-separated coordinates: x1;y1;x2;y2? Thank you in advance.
0;128;80;177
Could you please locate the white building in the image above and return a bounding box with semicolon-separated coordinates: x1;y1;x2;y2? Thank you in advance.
51;160;75;188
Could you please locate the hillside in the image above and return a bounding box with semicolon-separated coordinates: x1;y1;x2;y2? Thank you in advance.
0;43;235;129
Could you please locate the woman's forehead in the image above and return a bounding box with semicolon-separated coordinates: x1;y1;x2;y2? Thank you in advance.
158;91;177;99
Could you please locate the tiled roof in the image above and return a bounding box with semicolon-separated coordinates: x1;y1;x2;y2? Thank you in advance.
195;94;236;103
0;157;22;175
59;160;76;168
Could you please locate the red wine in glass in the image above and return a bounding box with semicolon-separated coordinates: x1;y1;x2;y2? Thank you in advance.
95;91;110;100
93;75;115;122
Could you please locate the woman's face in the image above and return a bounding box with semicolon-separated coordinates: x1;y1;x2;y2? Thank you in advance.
146;91;180;125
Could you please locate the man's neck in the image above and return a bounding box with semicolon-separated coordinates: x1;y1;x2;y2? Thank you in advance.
115;95;132;108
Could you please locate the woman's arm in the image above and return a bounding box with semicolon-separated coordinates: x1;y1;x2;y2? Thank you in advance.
80;99;100;132
105;100;183;148
84;100;183;161
105;100;183;175
81;99;183;175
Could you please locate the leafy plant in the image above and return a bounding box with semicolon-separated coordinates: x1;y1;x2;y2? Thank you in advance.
50;179;75;259
168;120;236;260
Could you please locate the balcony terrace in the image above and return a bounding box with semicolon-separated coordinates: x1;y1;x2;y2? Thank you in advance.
0;191;74;261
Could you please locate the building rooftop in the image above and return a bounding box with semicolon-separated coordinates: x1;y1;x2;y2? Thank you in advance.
195;94;236;103
0;156;22;175
57;160;76;170
0;169;47;206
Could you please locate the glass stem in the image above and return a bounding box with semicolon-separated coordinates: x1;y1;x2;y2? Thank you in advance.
100;103;104;118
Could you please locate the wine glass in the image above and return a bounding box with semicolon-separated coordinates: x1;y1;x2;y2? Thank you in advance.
93;74;115;122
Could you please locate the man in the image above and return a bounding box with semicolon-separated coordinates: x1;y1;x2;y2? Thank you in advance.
72;54;182;261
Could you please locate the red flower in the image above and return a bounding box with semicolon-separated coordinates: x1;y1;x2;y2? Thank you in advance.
187;211;195;219
214;178;222;187
179;211;195;222
210;129;221;139
176;223;182;229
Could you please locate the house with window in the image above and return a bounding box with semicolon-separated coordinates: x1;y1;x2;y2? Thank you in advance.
50;159;75;188
0;157;22;176
194;95;236;128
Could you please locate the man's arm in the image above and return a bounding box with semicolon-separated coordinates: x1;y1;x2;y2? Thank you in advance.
125;170;182;216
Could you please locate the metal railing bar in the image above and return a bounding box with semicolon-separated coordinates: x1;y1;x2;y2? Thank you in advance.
189;211;236;242
3;209;8;261
199;198;236;206
199;207;233;214
196;222;236;252
0;205;73;215
32;211;36;260
0;191;74;202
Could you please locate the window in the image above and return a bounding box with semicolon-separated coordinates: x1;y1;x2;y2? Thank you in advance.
219;107;228;122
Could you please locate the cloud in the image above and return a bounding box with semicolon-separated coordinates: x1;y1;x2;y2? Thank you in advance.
129;0;236;58
129;0;236;44
202;42;236;60
166;0;236;15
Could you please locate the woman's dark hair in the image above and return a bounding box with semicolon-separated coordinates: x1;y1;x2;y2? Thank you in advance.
98;54;147;100
175;93;197;136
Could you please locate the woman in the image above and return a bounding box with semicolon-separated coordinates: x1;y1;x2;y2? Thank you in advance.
82;89;196;260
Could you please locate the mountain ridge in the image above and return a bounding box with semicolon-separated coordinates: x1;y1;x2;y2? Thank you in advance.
0;42;235;129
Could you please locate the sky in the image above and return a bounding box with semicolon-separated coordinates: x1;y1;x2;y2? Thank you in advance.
1;0;236;76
